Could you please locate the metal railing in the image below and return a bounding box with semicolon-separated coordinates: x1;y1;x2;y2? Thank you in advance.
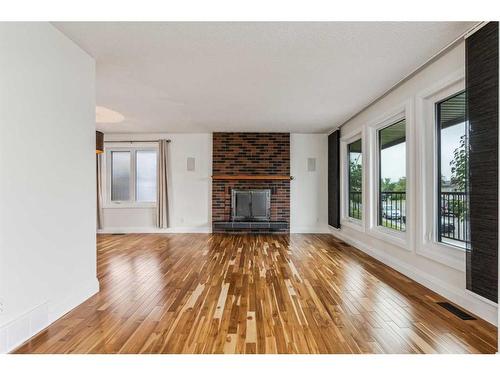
440;191;467;244
348;191;362;220
380;191;406;231
351;190;467;243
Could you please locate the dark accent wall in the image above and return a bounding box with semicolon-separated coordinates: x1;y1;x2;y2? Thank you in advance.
328;130;341;228
466;21;499;303
212;133;290;231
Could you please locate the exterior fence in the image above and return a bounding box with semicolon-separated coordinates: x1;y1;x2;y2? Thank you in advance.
440;191;467;243
348;190;467;244
380;191;406;231
348;191;362;220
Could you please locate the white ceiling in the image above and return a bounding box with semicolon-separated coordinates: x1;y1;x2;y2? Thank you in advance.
54;22;474;134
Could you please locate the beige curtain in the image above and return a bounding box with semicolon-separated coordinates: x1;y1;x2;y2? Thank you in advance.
157;139;169;228
96;154;104;230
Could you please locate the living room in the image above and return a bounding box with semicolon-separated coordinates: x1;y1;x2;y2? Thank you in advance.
0;1;499;373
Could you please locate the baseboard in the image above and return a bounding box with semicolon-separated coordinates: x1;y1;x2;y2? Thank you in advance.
98;226;211;234
290;226;330;233
0;277;99;353
332;230;498;326
100;226;330;234
48;277;100;323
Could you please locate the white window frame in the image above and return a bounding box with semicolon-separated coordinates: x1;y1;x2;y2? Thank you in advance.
103;142;159;209
415;69;466;271
367;100;414;251
340;130;366;232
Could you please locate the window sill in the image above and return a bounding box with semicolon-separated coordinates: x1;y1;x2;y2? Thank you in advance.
437;239;466;253
103;203;156;209
416;238;466;272
368;225;411;251
341;218;365;232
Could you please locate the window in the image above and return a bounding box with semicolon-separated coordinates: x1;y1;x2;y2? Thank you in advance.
378;119;406;231
436;91;467;249
136;151;157;202
347;139;362;220
111;151;131;201
108;147;157;205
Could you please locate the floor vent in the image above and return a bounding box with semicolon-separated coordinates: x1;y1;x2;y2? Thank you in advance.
437;302;476;320
112;233;126;235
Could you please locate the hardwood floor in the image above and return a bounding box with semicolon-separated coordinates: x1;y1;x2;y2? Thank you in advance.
14;233;497;354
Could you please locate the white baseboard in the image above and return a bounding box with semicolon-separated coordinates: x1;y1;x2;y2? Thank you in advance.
100;226;331;235
0;277;99;353
332;230;498;326
48;278;100;323
98;226;211;234
290;226;330;233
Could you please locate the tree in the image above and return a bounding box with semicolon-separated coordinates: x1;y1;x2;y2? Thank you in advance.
381;177;405;192
349;159;362;192
449;134;468;219
381;178;395;192
394;177;406;192
450;134;467;192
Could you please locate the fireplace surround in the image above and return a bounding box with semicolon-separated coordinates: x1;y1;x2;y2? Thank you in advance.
212;132;290;232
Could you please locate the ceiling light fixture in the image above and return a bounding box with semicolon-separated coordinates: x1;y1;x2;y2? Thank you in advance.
95;106;125;123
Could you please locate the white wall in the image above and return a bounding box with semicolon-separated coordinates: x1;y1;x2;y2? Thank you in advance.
331;41;498;325
99;133;329;234
100;133;212;233
0;23;98;352
290;134;329;233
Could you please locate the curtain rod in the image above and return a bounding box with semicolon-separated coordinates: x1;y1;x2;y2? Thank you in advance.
104;139;171;143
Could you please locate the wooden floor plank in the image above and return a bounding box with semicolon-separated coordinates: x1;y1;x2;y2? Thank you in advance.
13;233;497;354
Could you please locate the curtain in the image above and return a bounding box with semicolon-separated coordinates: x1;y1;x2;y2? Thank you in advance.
157;139;169;228
465;21;498;302
96;154;104;230
328;130;341;228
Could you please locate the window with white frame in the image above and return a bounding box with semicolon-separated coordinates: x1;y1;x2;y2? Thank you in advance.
416;74;466;269
436;91;467;249
347;139;362;220
378;119;406;232
107;147;158;205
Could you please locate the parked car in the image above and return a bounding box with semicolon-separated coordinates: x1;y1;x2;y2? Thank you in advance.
382;205;401;220
441;221;455;234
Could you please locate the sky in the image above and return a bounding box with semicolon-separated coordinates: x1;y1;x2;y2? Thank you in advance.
379;121;464;182
440;122;465;181
380;142;406;182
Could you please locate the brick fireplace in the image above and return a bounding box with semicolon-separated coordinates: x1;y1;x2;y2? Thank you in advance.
212;132;290;232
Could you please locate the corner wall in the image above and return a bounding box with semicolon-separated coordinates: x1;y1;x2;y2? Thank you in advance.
290;134;329;233
0;23;98;352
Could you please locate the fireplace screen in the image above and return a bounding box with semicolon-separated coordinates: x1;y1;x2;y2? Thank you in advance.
232;189;271;221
